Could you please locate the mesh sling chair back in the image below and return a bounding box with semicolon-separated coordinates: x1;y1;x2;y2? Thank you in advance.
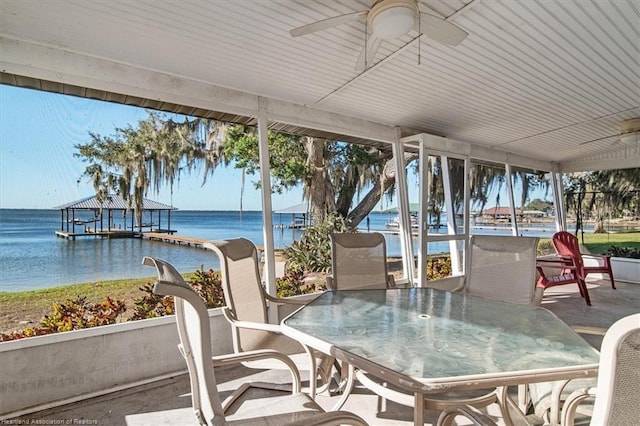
203;238;332;398
326;232;395;290
561;313;640;426
458;235;541;421
439;312;639;426
464;235;541;305
142;256;367;426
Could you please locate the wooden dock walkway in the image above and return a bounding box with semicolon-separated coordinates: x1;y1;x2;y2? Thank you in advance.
56;230;268;253
142;232;268;253
142;232;207;248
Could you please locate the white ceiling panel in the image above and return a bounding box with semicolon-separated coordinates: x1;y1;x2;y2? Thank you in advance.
1;0;638;170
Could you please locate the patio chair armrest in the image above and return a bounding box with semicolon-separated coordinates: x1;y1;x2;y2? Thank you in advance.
561;387;597;426
212;348;300;374
212;349;302;398
264;292;307;306
437;405;498;426
222;307;283;334
325;275;336;290
582;253;609;261
452;282;465;293
386;274;397;288
536;255;576;268
582;253;612;266
571;325;607;336
302;410;368;426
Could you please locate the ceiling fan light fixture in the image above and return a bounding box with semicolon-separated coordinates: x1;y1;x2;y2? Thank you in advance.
620;118;640;145
368;0;418;40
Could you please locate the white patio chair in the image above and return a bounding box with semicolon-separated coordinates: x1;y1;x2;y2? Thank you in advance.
203;238;333;399
142;256;368;426
444;235;541;421
560;313;640;426
327;233;541;418
439;314;640;426
326;232;396;290
461;235;541;305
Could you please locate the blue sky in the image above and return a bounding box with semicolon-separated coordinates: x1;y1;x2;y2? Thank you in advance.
0;85;308;211
0;85;542;212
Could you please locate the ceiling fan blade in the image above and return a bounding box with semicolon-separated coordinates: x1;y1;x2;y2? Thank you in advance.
418;13;468;46
579;134;619;145
290;11;367;37
355;36;382;72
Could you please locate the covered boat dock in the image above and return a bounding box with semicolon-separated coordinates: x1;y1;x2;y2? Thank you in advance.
54;194;177;239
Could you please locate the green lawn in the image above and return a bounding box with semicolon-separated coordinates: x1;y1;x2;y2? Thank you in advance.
0;273;196;333
539;231;640;254
0;276;154;307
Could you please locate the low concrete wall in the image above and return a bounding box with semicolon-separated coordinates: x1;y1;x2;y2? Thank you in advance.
582;256;640;284
0;308;232;418
610;257;640;284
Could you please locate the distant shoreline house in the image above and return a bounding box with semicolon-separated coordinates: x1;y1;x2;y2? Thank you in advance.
54;194;176;239
481;207;548;223
481;207;522;223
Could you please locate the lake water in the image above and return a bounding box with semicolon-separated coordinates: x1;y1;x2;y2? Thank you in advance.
0;209;559;292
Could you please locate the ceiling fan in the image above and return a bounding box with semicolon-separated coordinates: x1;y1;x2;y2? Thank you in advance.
290;0;468;71
580;118;640;146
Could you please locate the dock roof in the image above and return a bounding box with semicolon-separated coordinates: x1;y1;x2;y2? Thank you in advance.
54;194;176;210
273;203;309;215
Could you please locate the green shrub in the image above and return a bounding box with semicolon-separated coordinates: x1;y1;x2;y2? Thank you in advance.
0;296;126;341
537;240;555;256
427;256;452;280
604;246;640;259
0;267;226;340
276;270;307;297
275;270;323;297
187;268;226;308
130;267;225;320
284;214;349;274
129;283;174;320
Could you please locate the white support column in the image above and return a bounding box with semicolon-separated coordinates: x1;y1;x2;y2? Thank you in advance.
392;135;414;285
417;142;430;287
257;97;277;297
462;156;471;278
551;171;566;231
441;156;461;275
505;163;519;236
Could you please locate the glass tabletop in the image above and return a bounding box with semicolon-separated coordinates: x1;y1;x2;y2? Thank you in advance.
283;288;599;387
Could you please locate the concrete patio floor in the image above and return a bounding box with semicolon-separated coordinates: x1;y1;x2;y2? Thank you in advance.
11;280;639;425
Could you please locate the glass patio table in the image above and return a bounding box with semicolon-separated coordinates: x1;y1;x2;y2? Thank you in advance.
281;288;600;425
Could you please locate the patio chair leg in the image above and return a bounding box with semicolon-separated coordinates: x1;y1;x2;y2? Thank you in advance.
608;270;616;289
578;280;591;306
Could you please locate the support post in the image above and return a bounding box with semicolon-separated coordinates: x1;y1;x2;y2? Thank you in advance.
505;163;519;236
392;132;414;285
417;141;429;287
551;171;566;231
257;97;277;299
441;156;462;275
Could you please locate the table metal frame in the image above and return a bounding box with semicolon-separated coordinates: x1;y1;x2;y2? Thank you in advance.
281;288;599;425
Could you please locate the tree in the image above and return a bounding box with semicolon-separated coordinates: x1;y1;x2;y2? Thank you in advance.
76;111;556;232
75;112;222;224
563;169;640;236
525;199;554;213
222;125;410;227
75;113;407;229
